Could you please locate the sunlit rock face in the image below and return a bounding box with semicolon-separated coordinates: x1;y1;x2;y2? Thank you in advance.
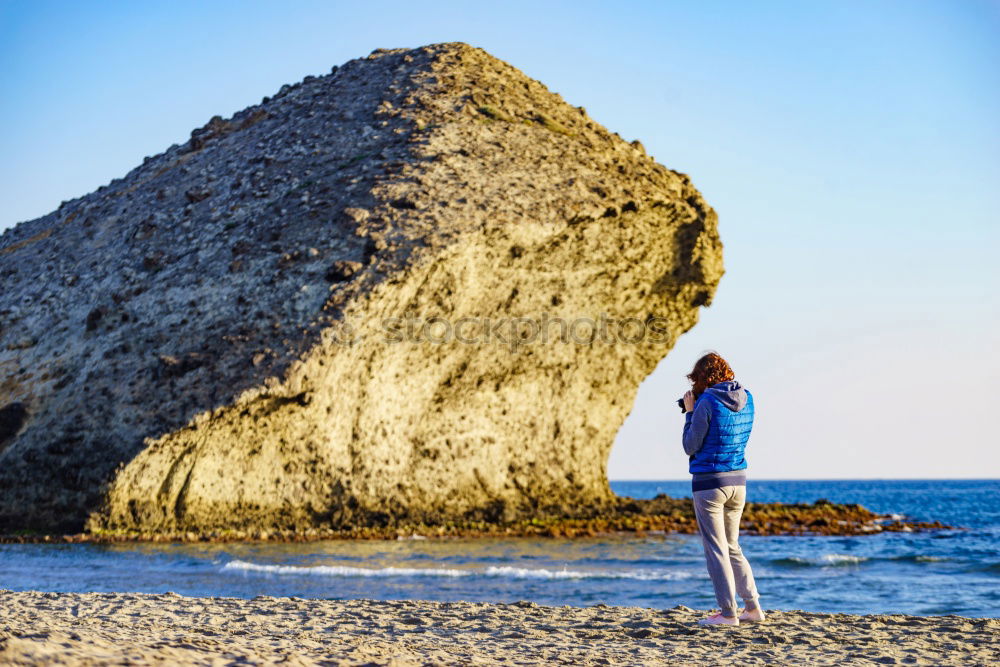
0;42;722;534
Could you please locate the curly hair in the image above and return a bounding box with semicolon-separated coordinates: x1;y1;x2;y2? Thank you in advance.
687;352;735;397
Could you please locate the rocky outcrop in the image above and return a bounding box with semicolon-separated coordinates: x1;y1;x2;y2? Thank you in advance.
0;42;723;534
0;497;952;543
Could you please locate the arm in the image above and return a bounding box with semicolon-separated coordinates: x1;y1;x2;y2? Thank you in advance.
682;398;711;456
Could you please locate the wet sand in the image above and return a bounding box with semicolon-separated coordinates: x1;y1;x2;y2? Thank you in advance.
1;590;996;665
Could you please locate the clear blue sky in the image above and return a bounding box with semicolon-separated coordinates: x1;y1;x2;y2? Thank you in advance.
2;1;998;478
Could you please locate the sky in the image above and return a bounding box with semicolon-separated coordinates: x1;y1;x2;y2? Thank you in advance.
1;0;998;479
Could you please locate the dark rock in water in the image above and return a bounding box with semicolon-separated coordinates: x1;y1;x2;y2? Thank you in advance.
0;42;723;534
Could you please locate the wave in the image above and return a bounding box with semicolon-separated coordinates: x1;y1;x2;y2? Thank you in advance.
890;554;949;563
771;553;958;568
222;560;698;581
771;554;867;567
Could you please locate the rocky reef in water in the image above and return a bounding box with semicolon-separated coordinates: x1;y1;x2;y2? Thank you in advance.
0;496;950;543
1;42;726;534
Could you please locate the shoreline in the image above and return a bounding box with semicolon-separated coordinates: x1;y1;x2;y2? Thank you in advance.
0;496;952;544
1;590;996;665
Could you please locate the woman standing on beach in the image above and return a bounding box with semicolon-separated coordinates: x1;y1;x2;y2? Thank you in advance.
681;352;765;626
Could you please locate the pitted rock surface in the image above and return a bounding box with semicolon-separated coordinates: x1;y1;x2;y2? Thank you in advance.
0;42;722;533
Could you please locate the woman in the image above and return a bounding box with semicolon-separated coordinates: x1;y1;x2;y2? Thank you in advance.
681;352;765;626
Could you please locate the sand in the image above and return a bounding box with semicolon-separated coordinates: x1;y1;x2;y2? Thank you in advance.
1;591;996;666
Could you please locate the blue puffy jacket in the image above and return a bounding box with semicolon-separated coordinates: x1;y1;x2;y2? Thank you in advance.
685;382;754;474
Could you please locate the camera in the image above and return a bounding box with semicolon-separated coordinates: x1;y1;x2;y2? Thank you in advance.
676;397;686;413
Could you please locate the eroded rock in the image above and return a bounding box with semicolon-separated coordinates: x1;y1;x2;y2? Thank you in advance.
0;42;723;534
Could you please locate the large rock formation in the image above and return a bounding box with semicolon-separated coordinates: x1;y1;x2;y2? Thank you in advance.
0;42;723;534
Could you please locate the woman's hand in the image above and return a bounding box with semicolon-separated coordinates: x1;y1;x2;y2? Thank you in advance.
683;390;696;413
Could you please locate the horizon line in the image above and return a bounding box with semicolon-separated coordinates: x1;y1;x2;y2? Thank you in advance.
608;478;999;482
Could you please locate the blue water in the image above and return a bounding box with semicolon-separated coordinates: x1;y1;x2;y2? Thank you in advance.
1;480;997;617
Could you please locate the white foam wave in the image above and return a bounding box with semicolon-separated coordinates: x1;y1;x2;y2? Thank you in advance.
222;560;696;581
775;554;868;567
817;554;867;565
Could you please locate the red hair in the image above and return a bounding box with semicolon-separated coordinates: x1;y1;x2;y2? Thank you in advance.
687;352;734;397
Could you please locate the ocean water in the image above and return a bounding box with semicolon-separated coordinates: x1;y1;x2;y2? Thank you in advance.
1;480;997;617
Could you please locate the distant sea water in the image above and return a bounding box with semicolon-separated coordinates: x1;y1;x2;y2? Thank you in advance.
2;480;997;618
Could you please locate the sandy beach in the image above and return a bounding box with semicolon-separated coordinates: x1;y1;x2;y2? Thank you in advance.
1;590;996;666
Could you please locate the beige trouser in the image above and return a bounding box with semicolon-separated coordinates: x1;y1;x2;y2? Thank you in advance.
693;485;761;616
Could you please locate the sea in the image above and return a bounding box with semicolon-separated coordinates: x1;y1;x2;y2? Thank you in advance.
2;480;997;618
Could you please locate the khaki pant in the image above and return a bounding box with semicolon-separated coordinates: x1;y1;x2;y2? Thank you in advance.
693;485;761;616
